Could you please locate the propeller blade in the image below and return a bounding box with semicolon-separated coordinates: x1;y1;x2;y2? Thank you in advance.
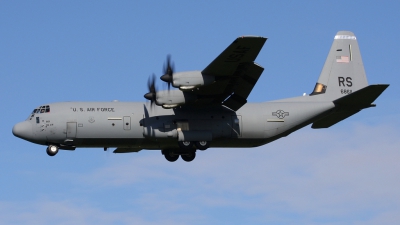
160;54;174;90
144;74;157;107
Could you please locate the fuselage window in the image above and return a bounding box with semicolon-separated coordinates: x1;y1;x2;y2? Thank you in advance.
36;117;40;124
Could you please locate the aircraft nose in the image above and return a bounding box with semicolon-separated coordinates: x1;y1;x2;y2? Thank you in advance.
12;121;33;140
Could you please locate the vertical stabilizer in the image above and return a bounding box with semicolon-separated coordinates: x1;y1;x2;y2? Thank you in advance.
311;31;368;100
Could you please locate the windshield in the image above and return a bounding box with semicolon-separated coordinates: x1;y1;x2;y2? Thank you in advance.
28;105;51;120
31;105;50;114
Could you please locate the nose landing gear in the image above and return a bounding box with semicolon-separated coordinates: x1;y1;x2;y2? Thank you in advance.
46;145;59;156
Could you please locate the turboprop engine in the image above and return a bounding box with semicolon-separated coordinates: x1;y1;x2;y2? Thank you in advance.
144;73;197;109
145;55;216;108
159;55;215;91
169;71;215;90
154;89;196;108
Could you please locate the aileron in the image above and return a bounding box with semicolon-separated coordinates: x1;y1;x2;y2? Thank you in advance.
202;36;267;76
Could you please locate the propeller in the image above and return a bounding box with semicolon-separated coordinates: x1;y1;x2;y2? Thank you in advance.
144;74;157;107
160;54;174;90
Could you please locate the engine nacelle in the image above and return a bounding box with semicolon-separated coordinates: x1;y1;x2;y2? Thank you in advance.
172;71;215;90
155;89;196;108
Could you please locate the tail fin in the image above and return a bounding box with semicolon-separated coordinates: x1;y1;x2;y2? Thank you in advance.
311;31;368;100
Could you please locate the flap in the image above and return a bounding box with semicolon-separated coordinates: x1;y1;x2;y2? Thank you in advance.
222;62;264;111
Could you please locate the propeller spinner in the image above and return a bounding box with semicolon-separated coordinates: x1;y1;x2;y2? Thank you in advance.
144;74;158;107
160;54;174;90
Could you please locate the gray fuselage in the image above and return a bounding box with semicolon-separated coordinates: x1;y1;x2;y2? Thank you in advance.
15;95;334;151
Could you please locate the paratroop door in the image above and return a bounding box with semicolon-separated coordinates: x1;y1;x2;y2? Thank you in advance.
66;122;77;138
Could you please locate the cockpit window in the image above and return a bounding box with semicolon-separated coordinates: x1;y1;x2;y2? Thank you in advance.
32;105;51;114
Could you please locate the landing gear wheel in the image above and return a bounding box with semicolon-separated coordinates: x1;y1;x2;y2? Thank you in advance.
178;141;194;150
46;145;59;156
181;151;196;162
195;141;210;150
164;150;179;162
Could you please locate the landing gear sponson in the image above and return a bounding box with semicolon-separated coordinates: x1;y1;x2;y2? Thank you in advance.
45;140;209;162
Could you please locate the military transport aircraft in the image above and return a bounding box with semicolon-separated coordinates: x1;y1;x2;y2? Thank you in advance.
12;31;388;162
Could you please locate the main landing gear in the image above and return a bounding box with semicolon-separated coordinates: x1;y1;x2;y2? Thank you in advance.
181;151;196;162
178;141;210;151
162;140;210;162
46;145;59;156
194;141;210;150
162;149;196;162
164;150;179;162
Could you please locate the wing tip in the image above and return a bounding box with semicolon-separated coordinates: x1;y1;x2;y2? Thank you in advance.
238;35;267;40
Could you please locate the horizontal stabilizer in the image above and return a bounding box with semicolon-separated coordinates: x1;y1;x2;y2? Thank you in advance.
312;84;389;128
333;84;389;108
312;110;360;128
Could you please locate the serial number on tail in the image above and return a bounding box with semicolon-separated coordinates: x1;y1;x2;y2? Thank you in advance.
341;89;353;94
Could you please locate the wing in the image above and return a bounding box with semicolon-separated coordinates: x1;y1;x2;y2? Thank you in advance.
202;36;267;76
154;36;267;111
195;36;267;110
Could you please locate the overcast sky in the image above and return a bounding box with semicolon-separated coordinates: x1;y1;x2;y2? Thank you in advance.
1;1;399;224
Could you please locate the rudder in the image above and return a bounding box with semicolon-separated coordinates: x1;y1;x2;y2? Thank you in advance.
311;31;368;100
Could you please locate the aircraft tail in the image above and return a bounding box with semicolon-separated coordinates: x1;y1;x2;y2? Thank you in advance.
310;31;389;128
310;31;368;100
